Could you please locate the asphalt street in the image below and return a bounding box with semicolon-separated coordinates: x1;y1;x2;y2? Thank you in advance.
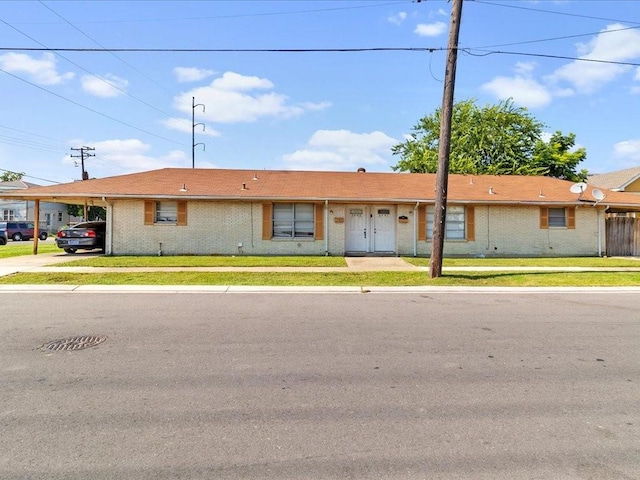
1;291;639;479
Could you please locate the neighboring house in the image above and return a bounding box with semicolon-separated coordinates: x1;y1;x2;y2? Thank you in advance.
587;166;640;255
0;181;78;234
3;168;640;257
588;166;640;194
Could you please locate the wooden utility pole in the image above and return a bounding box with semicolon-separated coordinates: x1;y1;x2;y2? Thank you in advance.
429;0;463;278
71;146;95;220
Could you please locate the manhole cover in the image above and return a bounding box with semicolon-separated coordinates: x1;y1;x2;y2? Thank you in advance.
40;335;107;352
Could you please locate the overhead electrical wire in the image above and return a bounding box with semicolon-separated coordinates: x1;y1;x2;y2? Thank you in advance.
470;0;640;26
0;67;188;147
2;45;638;67
37;0;175;95
11;1;410;26
0;17;178;119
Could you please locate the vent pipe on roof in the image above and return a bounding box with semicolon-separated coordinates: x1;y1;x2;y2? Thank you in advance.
489;186;494;195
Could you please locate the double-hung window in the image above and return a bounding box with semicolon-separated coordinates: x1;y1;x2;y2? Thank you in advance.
540;207;575;229
2;209;15;221
548;208;567;227
144;200;187;226
273;203;314;238
426;205;466;239
155;201;178;223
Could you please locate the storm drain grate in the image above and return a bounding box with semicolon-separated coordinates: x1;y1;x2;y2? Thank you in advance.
40;335;107;352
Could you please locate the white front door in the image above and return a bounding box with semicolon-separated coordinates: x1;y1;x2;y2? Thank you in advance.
346;206;368;252
373;206;395;252
345;205;396;254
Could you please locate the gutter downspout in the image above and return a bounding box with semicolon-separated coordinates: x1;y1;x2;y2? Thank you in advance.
597;207;602;257
413;201;420;257
324;200;329;256
102;196;113;255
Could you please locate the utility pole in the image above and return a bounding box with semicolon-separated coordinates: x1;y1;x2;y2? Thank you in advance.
192;97;205;168
70;146;94;181
429;0;463;279
71;146;94;221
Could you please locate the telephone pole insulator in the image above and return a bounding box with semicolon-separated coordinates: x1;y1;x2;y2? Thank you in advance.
70;146;95;181
192;97;206;168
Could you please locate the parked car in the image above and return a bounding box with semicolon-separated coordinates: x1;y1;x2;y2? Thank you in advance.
0;229;7;245
0;221;48;241
55;221;106;254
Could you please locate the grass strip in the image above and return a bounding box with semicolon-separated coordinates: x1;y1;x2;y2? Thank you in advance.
406;256;640;268
53;255;348;268
1;271;639;286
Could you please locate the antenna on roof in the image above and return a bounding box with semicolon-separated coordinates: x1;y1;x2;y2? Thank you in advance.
592;188;606;204
569;182;587;199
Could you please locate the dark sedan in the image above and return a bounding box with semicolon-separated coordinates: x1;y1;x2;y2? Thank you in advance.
55;221;106;254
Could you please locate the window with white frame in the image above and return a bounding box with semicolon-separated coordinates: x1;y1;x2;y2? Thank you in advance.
273;203;314;238
2;209;15;221
155;201;178;223
547;207;567;227
427;205;465;239
57;212;63;222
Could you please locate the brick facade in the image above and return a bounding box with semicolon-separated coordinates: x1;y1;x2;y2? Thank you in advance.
109;199;604;257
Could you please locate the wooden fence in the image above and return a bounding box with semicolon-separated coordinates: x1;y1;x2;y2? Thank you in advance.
606;216;640;256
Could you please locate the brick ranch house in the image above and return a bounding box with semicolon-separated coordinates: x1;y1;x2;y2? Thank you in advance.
3;168;640;257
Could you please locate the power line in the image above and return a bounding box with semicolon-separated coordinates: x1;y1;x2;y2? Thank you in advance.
462;48;640;67
0;67;188;147
2;45;638;67
37;0;175;96
0;168;61;184
10;1;410;26
470;0;640;26
468;23;640;49
0;17;177;118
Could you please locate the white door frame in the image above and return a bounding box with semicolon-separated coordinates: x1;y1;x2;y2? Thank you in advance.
345;205;396;254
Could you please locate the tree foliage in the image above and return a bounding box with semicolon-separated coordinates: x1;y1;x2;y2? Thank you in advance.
67;205;106;221
391;99;587;181
0;171;24;182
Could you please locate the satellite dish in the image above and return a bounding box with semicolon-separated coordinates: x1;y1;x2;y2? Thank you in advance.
592;188;606;202
570;182;587;194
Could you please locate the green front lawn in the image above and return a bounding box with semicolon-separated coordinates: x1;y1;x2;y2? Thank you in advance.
1;270;639;287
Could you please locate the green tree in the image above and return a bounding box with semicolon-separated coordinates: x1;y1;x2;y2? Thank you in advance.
391;99;587;180
67;205;106;221
531;131;588;182
0;171;25;181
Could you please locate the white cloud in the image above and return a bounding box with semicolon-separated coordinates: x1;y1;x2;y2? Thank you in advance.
173;66;215;83
414;22;446;37
388;11;407;26
161;117;221;137
480;62;552;108
170;71;330;124
81;74;128;97
548;23;640;94
633;67;640;93
281;129;397;171
0;52;74;85
613;139;640;162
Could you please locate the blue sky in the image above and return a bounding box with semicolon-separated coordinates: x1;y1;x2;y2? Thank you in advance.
1;0;639;185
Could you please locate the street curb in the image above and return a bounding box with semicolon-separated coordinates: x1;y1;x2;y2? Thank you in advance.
1;285;640;293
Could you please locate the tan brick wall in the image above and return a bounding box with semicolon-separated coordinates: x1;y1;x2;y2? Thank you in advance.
109;200;604;257
417;204;604;257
